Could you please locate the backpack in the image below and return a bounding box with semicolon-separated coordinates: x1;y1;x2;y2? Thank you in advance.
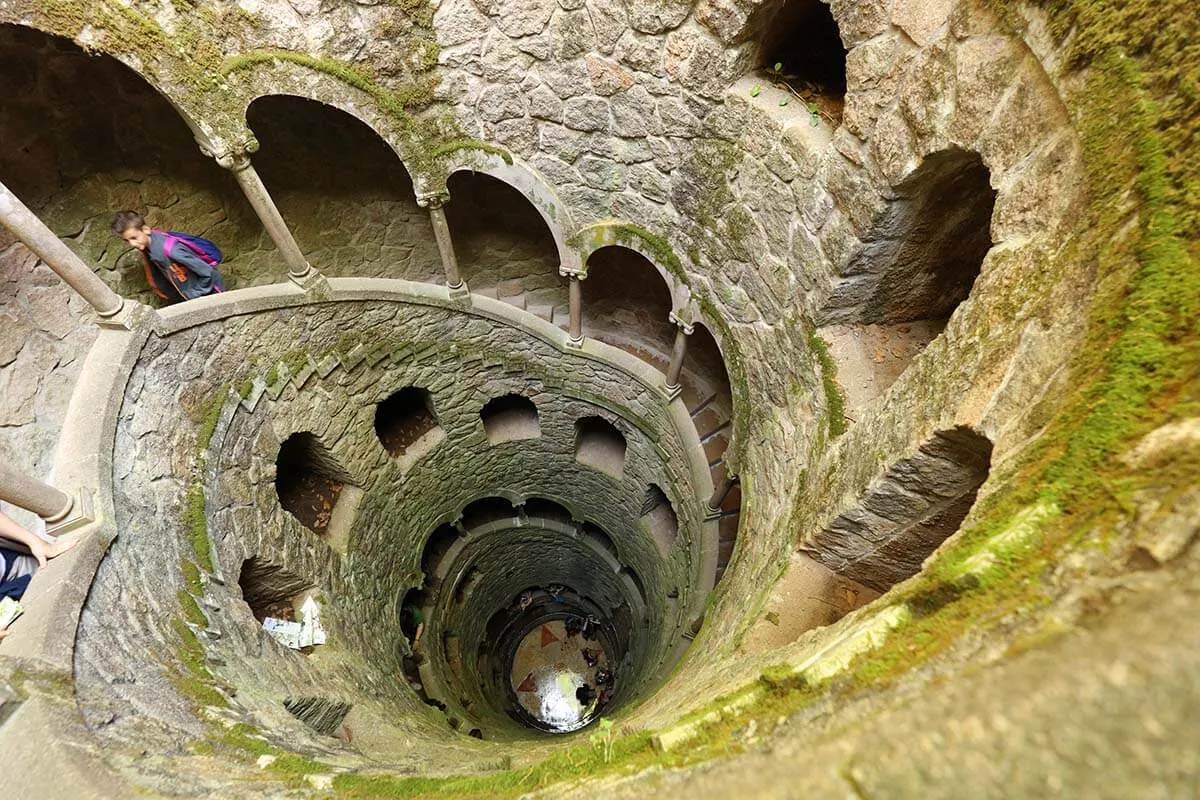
161;230;223;266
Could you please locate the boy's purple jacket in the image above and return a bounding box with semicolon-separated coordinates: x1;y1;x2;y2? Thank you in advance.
142;229;223;300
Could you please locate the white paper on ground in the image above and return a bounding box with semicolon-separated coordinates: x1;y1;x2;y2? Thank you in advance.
262;599;327;650
299;596;327;646
0;597;23;629
262;617;302;649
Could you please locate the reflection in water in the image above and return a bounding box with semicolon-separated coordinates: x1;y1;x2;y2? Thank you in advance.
511;619;610;732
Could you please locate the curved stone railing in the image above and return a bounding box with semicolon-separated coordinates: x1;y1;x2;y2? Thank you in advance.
0;275;721;795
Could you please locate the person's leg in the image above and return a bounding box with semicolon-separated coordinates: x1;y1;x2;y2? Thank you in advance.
0;573;32;601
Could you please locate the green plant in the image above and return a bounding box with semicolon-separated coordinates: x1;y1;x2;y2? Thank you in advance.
589;718;616;763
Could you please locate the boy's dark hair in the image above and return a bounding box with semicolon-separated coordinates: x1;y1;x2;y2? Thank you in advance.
111;210;146;236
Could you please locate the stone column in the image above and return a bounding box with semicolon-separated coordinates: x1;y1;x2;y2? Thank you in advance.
664;316;694;396
418;192;468;297
707;471;736;517
0;180;128;323
209;144;320;288
561;266;585;346
0;464;88;532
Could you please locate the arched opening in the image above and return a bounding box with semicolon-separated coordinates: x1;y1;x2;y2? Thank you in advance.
756;0;846;123
444;171;563;317
0;25;259;304
574;417;627;478
461;497;518;529
522;498;575;527
582;246;676;364
421;524;462;585
687;323;739;580
274;432;356;537
619;566;647;610
246;95;441;282
480;394;540;444
581;522;620;563
811;426;994;592
375;386;443;465
818;149;997;417
640;485;679;558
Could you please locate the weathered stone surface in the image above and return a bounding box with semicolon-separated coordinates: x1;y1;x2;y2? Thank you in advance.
487;0;557;37
563;95;612;132
623;0;691;35
0;312;31;366
477;84;528;121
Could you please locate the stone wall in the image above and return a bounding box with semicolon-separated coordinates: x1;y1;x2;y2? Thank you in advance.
0;233;96;528
77;288;710;763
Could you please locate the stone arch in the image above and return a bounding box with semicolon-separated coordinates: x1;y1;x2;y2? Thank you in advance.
685;319;740;579
375;386;442;458
445;154;577;270
0;23;260;297
574;416;627;479
480;394;541;444
570;221;691;309
441;166;568;312
226;59;418;183
810;425;995;592
581;245;679;365
245;93;441;282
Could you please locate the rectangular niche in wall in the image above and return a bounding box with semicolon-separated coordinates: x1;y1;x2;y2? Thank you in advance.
640;485;679;558
480;394;540;445
239;556;316;625
275;431;362;554
574;416;627;478
375;387;445;470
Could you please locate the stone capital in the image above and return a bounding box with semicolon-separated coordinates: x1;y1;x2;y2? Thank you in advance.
200;135;260;173
417;191;450;210
668;309;695;335
559;264;587;280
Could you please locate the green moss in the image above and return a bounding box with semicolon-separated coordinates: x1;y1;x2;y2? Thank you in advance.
806;329;846;438
169;617;228;709
184;482;214;573
196;384;228;454
219;50;434;121
281;347;311;378
181;559;205;595
216;723;274;757
571;223;691;284
237;378;255;400
177;589;208;628
428;139;514;165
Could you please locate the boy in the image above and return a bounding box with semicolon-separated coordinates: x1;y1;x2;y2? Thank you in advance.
0;510;77;639
111;210;224;301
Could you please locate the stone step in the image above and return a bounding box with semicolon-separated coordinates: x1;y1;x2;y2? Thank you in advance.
499;292;527;311
527;304;555;322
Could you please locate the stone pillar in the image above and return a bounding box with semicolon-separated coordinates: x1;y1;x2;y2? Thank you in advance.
562;266;585;346
707;471;736;517
209;144;320;288
0;180;128;323
418;192;467;297
664;317;694;396
0;464;72;523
